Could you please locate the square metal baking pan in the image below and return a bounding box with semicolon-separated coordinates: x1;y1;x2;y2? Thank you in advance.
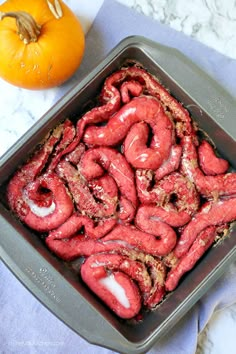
0;36;236;354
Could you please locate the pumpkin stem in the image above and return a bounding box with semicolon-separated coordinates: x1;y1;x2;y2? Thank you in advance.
0;11;41;44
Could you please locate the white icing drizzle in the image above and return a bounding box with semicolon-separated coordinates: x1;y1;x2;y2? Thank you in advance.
24;194;56;217
100;274;130;308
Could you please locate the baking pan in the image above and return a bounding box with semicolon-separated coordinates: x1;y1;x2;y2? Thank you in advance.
0;36;236;354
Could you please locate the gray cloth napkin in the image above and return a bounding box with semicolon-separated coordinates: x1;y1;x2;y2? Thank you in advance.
1;1;236;353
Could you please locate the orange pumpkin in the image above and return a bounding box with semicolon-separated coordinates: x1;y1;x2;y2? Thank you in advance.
0;0;85;89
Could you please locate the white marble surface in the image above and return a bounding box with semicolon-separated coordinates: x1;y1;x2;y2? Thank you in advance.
118;0;236;60
0;0;236;353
